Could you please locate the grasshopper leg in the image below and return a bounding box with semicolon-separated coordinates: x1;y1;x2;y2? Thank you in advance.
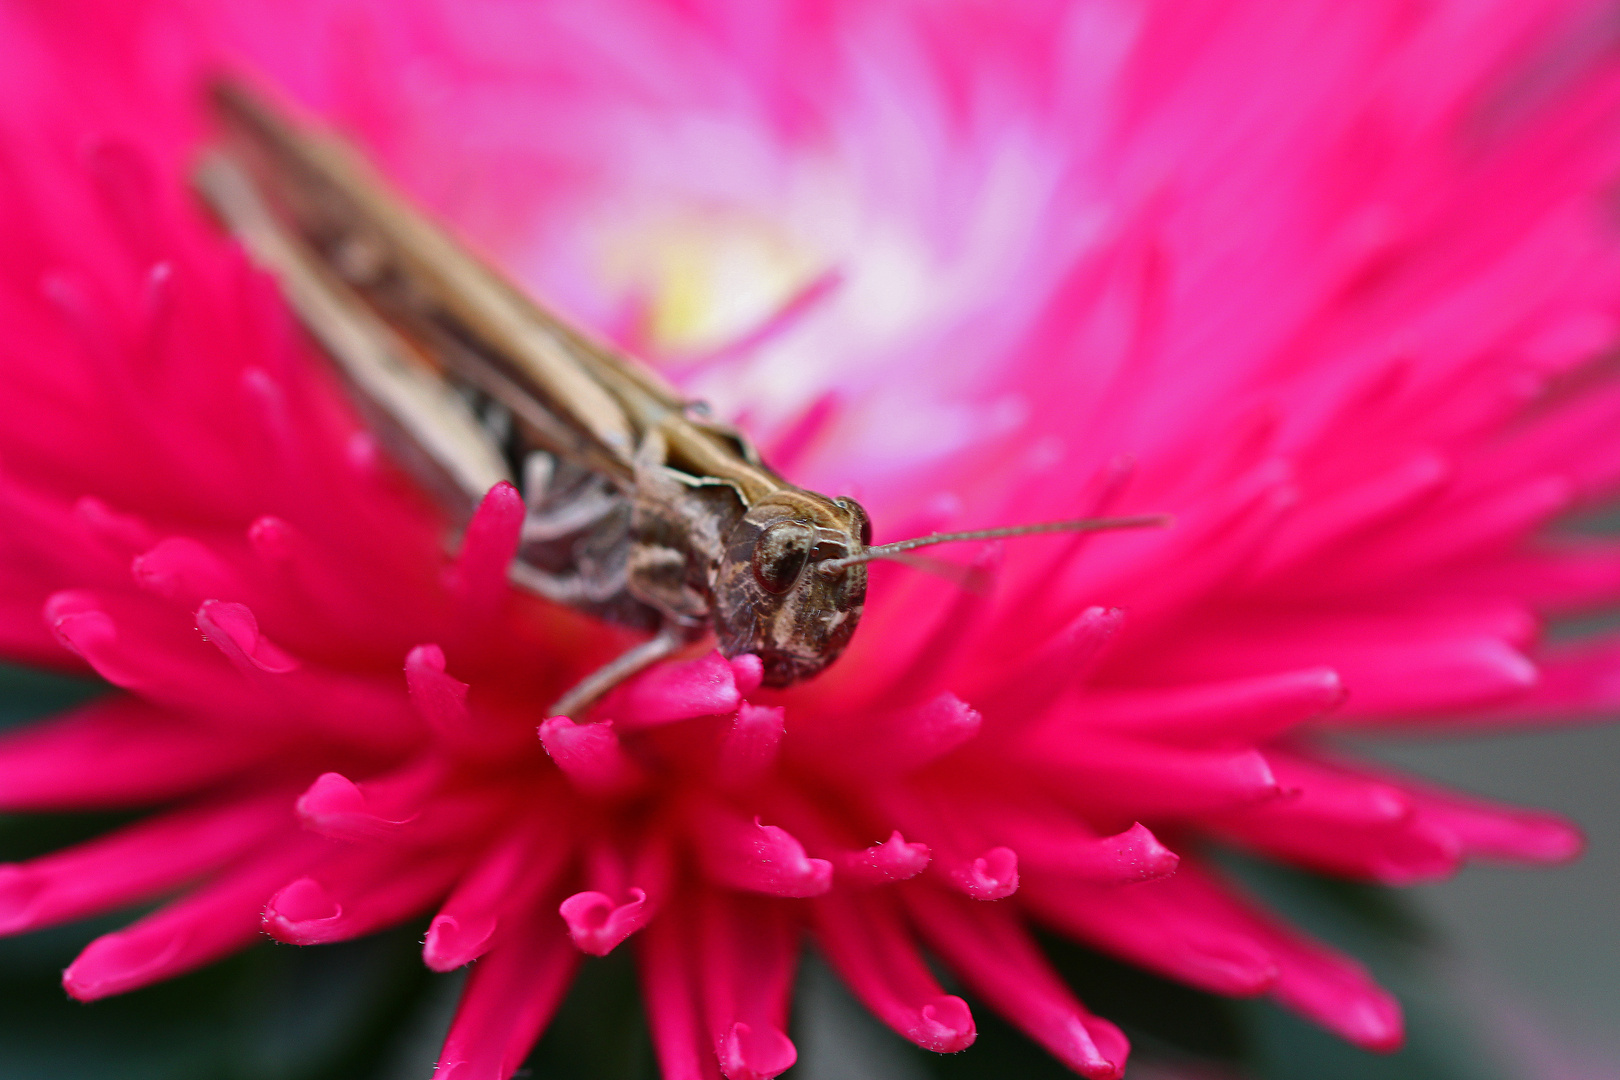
547;622;693;719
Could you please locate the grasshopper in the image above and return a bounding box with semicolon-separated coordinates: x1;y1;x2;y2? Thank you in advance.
194;81;1164;717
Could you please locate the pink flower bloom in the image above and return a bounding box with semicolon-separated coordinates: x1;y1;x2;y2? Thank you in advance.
2;0;1618;1077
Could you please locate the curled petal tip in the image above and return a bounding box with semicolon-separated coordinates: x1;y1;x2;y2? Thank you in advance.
423;913;497;972
45;599;143;687
1112;823;1180;879
196;600;298;673
295;772;413;839
1203;944;1280;996
694;812;833;897
953;847;1019;900
912;995;976;1052
539;716;645;795
840;831;931;885
559;888;649;955
719;1021;797;1080
263;877;341;942
406;644;471;734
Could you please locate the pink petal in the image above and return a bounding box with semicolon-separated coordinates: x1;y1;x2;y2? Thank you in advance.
539;716;648;796
598;651;742;729
63;834;328;1001
713;703;785;789
559;888;650;957
1072;667;1345;744
688;804;833;898
0;790;290;935
448;481;524;623
837;831;933;886
0;697;264;810
435;912;580;1080
196;599;299;674
693;890;799;1079
811;889;976;1053
906;886;1127;1079
942;846;1020;901
405;643;472;735
427;810;573;971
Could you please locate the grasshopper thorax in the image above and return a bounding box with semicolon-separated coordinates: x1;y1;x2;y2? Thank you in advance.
712;490;870;687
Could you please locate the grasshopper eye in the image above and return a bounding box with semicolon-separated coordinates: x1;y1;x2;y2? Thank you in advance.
752;521;814;594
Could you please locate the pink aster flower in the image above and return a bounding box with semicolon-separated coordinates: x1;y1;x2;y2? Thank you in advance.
2;1;1618;1077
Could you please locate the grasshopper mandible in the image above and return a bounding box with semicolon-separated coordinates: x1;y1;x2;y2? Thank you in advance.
194;81;1165;717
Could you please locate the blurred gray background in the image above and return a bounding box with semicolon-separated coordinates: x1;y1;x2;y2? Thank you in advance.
1358;724;1620;1071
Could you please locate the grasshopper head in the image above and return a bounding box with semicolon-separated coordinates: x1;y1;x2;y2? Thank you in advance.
712;490;870;686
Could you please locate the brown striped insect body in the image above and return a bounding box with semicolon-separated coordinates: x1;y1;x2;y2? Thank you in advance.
195;81;1163;716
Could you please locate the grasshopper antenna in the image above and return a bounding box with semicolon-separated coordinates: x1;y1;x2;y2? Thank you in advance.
818;514;1172;573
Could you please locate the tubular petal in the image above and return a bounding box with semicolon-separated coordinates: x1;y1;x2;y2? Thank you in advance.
63;834;328;1001
943;846;1020;901
195;599;299;674
559;888;650;957
811;889;977;1053
973;607;1123;723
695;890;799;1080
1013;734;1281;816
0;790;290;935
132;537;240;607
837;831;933;886
448;481;524;624
1007;819;1180;885
1409;788;1583;864
717;1023;797;1080
799;691;982;776
427;812;571;970
1071;667;1345;744
714;703;785;789
0;697;264;809
435;912;580;1080
73;495;156;552
598;651;742;729
263;845;467;946
539;716;648;796
295;772;414;840
44;591;203;695
405;643;472;735
728;654;764;695
1211;812;1464;885
1022;875;1280;997
906;886;1127;1079
688;806;833;898
1254;451;1451;576
640;904;723;1080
